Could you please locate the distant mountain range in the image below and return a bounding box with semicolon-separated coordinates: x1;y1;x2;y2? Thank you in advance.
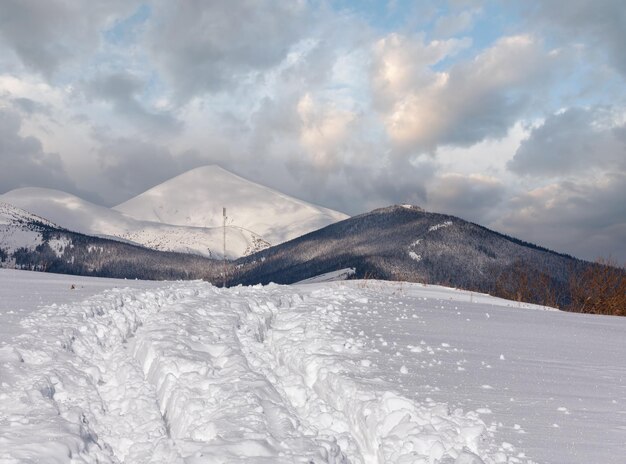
0;202;219;280
0;169;604;310
0;165;348;259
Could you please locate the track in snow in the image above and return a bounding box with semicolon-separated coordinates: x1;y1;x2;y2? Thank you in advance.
0;282;514;463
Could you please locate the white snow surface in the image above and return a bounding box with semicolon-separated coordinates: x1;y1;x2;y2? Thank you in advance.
1;270;625;464
428;221;453;233
114;165;349;245
296;268;356;284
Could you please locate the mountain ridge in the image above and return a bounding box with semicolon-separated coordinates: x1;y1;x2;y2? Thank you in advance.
0;201;222;280
1;200;609;311
0;165;348;258
230;204;588;307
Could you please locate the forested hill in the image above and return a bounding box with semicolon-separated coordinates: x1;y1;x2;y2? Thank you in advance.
230;205;589;307
1;202;222;282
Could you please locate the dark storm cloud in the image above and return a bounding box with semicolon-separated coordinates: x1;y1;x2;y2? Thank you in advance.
258;157;437;217
146;0;309;100
0;108;75;193
522;0;626;78
317;159;437;215
495;173;626;262
425;173;506;224
508;107;626;177
0;0;138;76
85;72;182;134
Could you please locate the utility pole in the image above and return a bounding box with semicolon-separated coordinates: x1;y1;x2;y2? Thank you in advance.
223;207;227;288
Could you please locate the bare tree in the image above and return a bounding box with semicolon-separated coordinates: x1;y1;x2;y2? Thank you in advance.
568;257;626;316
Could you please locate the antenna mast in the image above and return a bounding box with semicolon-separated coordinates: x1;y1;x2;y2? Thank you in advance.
223;207;226;288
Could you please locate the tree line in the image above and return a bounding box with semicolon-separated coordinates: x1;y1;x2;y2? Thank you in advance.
492;257;625;316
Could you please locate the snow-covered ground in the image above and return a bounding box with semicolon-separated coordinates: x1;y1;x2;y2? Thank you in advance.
1;270;624;463
330;281;626;464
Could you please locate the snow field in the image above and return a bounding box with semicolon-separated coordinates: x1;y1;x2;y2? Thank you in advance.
0;280;510;463
329;280;626;464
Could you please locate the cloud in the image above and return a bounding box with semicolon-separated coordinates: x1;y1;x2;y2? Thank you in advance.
425;173;506;223
508;107;626;177
93;133;208;204
0;0;138;76
146;0;309;100
358;158;436;211
371;33;468;109
0;0;623;262
372;34;560;153
9;97;51;116
84;72;182;134
296;93;357;171
495;173;626;262
0;108;75;193
433;8;480;38
522;0;626;78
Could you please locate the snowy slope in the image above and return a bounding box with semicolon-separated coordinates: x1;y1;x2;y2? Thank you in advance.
0;202;59;256
0;201;58;228
114;165;349;245
0;188;265;258
330;280;626;464
2;269;625;463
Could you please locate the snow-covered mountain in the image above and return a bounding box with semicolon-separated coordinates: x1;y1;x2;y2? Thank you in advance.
0;187;264;258
0;201;222;280
114;165;349;245
0;202;60;258
0;166;348;258
2;187;139;239
0;201;59;230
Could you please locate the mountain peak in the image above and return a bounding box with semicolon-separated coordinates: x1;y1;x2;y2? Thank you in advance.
114;165;348;245
370;204;426;215
167;164;238;181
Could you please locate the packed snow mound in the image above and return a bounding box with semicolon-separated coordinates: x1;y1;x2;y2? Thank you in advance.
0;188;264;258
0;279;516;464
114;165;349;245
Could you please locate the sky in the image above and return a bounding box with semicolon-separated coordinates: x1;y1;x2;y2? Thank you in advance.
0;0;625;262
